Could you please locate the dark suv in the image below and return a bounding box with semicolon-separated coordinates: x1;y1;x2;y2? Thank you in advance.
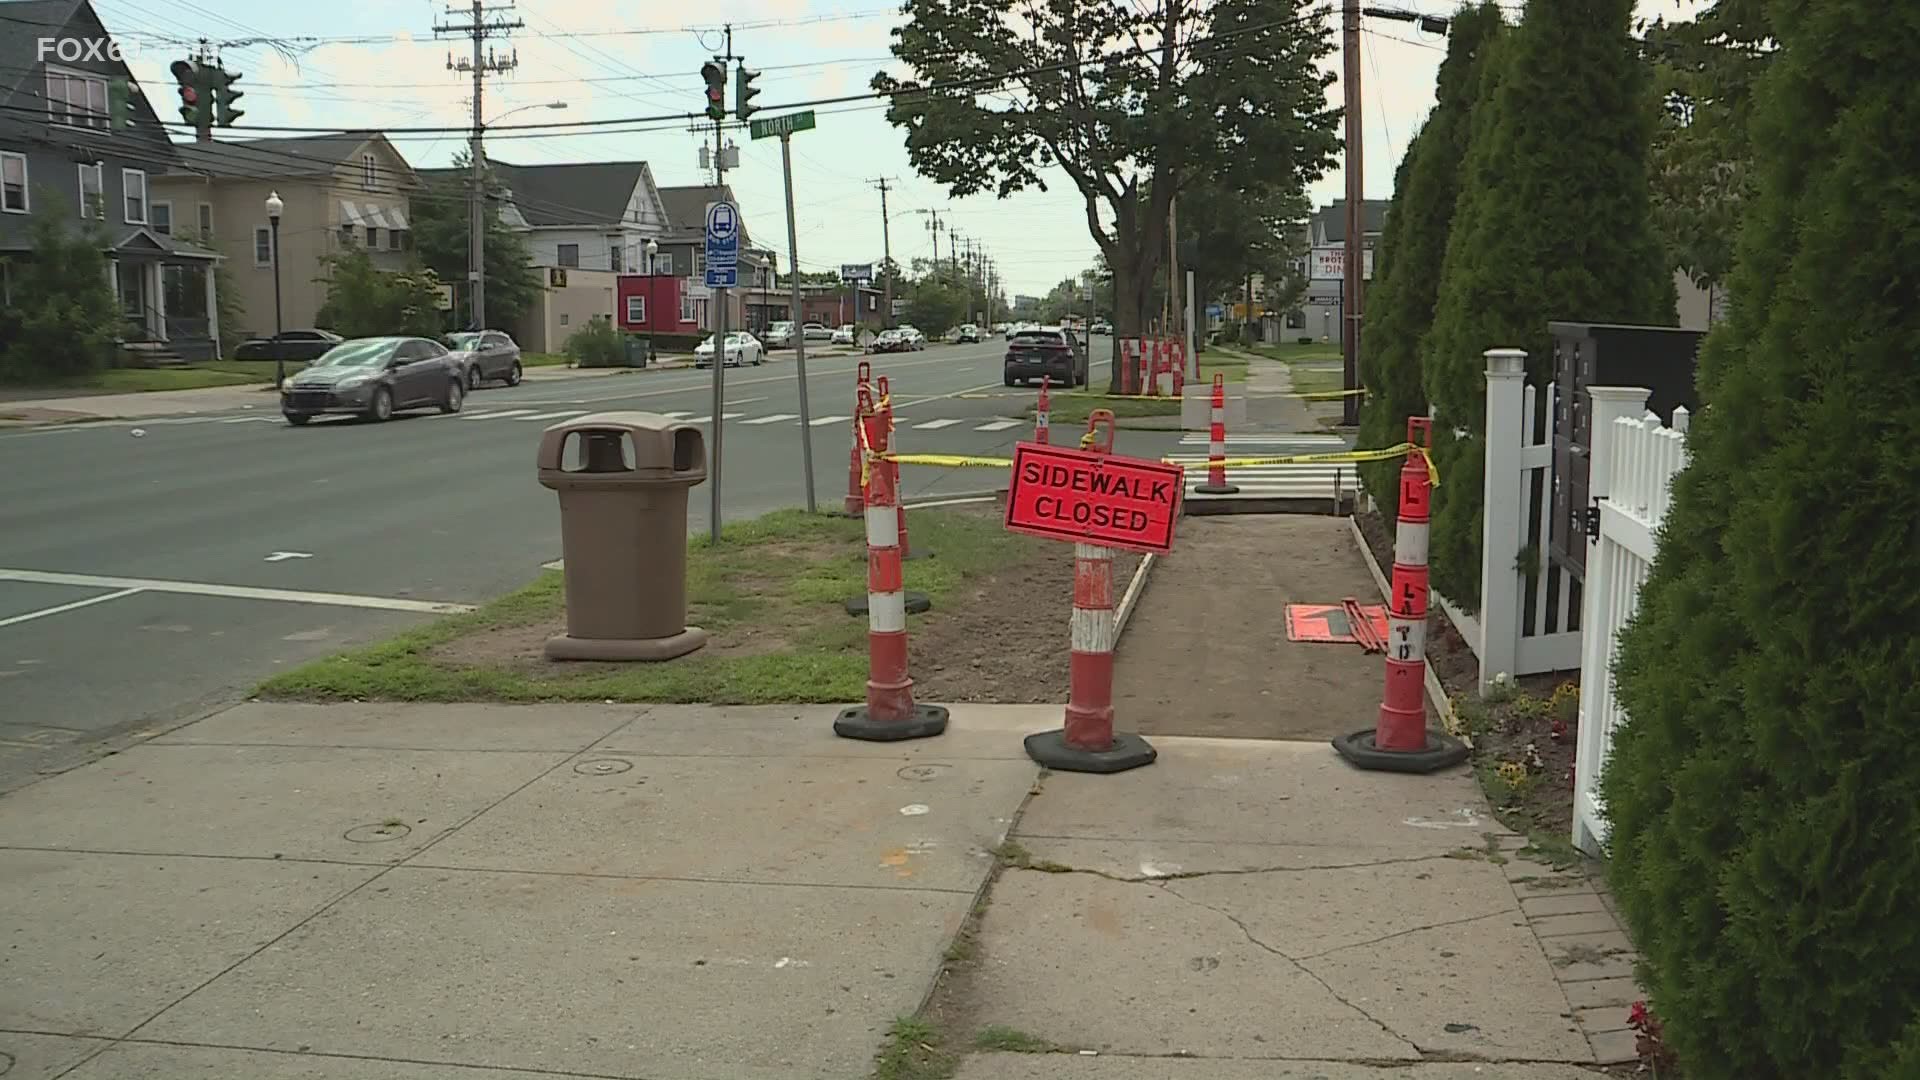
1003;326;1087;387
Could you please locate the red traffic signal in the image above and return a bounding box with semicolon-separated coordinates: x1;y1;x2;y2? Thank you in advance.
701;60;726;121
169;60;203;126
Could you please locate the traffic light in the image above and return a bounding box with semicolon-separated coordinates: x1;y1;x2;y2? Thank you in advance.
701;60;726;121
108;76;138;129
213;68;244;127
169;59;203;129
734;65;760;121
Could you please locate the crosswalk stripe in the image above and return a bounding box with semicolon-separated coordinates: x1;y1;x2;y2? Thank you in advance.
686;412;745;424
659;411;694;419
459;409;539;421
912;418;963;430
807;414;850;427
974;419;1022;431
741;413;800;425
513;410;589;422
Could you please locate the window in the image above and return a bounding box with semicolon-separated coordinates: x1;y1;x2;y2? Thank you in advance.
626;295;645;323
559;313;570;327
151;201;171;235
609;243;623;273
366;226;381;250
653;252;673;275
77;163;103;219
122;170;146;223
557;243;580;268
46;69;108;128
680;292;694;323
197;202;213;238
362;154;376;191
338;224;355;247
0;152;25;213
389;228;406;251
254;226;272;267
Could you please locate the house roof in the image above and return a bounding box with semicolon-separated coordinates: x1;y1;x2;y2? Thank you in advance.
418;158;650;227
0;1;82;98
0;0;181;168
170;132;392;180
657;184;752;247
1313;199;1393;243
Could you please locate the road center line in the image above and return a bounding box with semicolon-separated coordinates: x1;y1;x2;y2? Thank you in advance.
0;569;476;615
0;587;145;630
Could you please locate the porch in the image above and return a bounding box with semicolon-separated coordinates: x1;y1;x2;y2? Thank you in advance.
109;230;222;364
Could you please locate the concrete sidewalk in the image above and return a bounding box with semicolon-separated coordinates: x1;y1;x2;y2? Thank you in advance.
0;383;275;425
0;699;1644;1079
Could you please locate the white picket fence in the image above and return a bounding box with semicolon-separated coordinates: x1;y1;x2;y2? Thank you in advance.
1571;402;1690;855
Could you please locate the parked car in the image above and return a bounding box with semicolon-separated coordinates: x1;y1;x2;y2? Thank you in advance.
694;331;765;368
1004;326;1088;387
956;324;982;343
831;324;856;345
897;325;927;350
444;330;524;390
869;329;907;353
1090;320;1113;335
281;336;464;424
233;328;342;362
801;322;833;342
765;321;796;348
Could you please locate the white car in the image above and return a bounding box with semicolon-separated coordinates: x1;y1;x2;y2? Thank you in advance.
831;324;856;345
897;325;927;350
694;331;764;368
765;321;796;348
801;322;833;342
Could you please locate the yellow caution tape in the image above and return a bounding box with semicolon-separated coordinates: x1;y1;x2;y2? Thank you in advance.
885;452;1017;469
1172;442;1440;487
1294;387;1370;401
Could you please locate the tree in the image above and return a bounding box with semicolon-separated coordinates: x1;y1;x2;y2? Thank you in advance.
1176;181;1309;340
904;276;967;336
1356;3;1506;514
408;155;540;332
315;245;445;339
1600;2;1920;1075
1640;0;1773;290
874;0;1339;392
0;194;119;383
1419;0;1675;610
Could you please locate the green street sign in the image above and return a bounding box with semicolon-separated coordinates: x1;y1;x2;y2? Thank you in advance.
749;110;816;140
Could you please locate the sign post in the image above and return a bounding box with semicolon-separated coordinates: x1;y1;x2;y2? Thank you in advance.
1005;413;1179;774
750;113;819;514
705;199;740;541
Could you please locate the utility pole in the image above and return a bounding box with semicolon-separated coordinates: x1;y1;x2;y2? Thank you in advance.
1168;194;1183;373
1340;0;1364;426
438;0;520;332
873;178;895;328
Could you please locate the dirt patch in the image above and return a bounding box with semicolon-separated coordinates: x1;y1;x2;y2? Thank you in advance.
1113;515;1391;740
912;545;1141;705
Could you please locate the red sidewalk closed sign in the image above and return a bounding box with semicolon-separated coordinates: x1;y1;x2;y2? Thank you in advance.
1004;441;1183;554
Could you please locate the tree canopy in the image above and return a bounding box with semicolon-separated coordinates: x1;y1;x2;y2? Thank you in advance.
409;154;541;333
315;245;446;339
874;0;1338;389
0;195;119;383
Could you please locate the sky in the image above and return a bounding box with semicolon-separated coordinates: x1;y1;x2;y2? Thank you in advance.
95;0;1703;298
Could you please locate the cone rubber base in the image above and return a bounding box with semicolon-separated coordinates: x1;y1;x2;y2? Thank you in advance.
845;591;932;617
1194;483;1240;495
1331;729;1470;774
834;704;950;742
1023;729;1157;774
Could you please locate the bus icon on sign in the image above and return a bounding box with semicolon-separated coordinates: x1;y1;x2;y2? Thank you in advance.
706;201;738;241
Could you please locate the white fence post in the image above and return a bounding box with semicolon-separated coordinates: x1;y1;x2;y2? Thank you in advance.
1570;387;1650;856
1476;347;1528;692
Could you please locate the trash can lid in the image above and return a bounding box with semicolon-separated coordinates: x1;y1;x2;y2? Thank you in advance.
535;411;707;479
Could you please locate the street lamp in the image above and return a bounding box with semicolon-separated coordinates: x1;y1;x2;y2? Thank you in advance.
265;190;285;389
643;237;659;364
471;101;567;329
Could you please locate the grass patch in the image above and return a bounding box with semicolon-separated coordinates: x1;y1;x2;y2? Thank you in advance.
521;351;570;367
1196;354;1249;383
1030;392;1181;428
259;507;1023;706
5;360;315;395
1249;341;1341;363
872;1017;956;1080
973;1026;1058;1053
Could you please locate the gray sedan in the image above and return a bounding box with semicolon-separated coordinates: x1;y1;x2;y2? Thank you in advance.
281;337;466;424
445;330;525;390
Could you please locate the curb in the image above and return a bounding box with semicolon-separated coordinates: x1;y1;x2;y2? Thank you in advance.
1347;513;1456;737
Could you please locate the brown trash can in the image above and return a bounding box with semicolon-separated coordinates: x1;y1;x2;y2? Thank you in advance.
536;412;708;661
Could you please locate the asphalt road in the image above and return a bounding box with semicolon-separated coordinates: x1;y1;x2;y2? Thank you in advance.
0;335;1181;790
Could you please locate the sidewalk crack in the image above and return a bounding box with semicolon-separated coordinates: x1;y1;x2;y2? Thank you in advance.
1158;880;1424;1058
1296;909;1516;960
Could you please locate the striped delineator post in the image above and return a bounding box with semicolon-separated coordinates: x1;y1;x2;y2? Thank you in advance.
1193;372;1239;495
1171;341;1186;398
835;385;949;743
1023;412;1157;774
1036;375;1051;446
876;376;924;561
1136;339;1149;398
842;361;873;516
1333;417;1468;773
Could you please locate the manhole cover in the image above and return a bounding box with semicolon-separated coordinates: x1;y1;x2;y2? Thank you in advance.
897;764;951;781
574;758;634;775
344;822;411;843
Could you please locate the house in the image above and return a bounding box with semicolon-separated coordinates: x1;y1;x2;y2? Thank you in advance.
1284;198;1390;342
636;183;775;333
0;0;222;359
746;283;886;330
155;131;420;338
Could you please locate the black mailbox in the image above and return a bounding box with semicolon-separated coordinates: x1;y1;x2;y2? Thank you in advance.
1549;322;1702;579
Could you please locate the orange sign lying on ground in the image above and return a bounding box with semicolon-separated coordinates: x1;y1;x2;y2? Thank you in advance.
1287;603;1389;645
1004;441;1184;554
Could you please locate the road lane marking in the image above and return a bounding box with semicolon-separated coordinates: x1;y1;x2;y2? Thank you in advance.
741;413;799;425
912;419;963;430
0;569;476;615
263;551;314;562
513;410;589;422
661;410;694;419
221;416;277;424
807;414;850;427
460;409;539;421
0;588;144;630
686;412;745;424
725;396;769;407
974;419;1022;431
